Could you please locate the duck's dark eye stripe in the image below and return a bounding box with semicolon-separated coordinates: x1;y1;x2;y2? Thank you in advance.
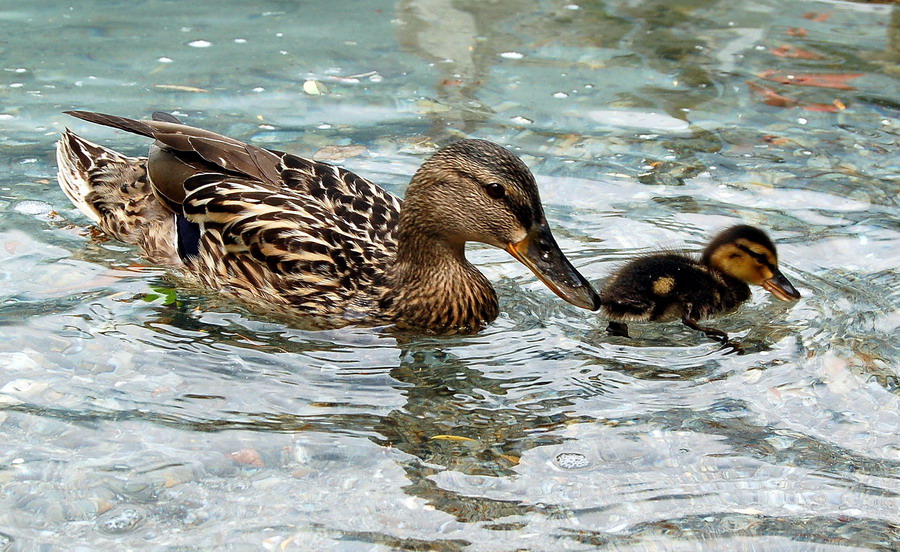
736;244;774;268
450;169;534;228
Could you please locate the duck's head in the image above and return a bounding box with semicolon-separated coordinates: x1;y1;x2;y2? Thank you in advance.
702;225;801;301
400;139;600;311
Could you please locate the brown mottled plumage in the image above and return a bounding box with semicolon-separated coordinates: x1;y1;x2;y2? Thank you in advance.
57;111;599;332
600;225;801;342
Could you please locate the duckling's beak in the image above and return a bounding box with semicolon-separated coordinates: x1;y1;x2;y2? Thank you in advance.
505;222;601;311
762;269;801;301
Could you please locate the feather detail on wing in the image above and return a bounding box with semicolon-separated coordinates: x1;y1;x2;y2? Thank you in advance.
61;111;406;319
177;152;402;316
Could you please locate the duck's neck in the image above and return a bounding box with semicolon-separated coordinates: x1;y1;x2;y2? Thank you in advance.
386;229;498;332
707;266;752;314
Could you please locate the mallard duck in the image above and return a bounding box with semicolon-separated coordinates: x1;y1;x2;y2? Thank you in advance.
599;225;801;342
56;110;600;332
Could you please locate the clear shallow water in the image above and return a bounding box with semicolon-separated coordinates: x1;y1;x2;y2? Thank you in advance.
1;0;898;550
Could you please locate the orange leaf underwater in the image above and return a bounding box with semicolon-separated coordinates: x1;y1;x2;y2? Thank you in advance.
746;80;799;107
746;81;848;112
802;11;831;22
802;100;847;113
770;45;824;60
757;70;864;90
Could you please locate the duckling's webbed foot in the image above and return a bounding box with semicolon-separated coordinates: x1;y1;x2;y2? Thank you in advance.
681;317;728;343
607;321;630;338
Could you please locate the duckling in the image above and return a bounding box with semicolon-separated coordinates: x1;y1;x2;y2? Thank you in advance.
600;225;800;342
56;110;600;333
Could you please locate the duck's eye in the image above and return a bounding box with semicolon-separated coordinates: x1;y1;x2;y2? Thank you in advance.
485;183;506;199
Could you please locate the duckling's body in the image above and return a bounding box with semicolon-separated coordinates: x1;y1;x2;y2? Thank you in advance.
600;225;800;342
601;253;752;325
57;111;599;333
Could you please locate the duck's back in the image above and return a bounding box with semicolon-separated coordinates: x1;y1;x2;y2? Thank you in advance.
58;111;404;320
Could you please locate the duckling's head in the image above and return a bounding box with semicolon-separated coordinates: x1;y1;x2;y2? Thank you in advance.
399;139;600;310
702;225;801;301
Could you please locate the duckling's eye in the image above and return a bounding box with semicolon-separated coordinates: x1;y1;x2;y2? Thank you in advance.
485;183;506;199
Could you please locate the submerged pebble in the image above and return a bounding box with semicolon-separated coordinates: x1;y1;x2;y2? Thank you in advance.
0;379;50;406
96;505;146;534
0;351;41;372
13;200;54;219
554;452;591;470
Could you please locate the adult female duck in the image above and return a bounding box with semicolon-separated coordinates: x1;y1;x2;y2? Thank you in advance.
57;111;599;332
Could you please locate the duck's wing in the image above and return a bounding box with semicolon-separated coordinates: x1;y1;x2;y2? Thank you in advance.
181;169;398;312
65;110;283;209
64;111;401;217
65;109;402;242
64;110;404;311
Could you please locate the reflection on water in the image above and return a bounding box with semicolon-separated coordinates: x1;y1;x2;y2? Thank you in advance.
1;0;898;549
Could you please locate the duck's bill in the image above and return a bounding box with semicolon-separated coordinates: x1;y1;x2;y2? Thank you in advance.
762;270;801;301
505;222;601;311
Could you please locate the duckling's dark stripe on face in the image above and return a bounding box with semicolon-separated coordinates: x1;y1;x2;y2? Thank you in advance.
735;243;776;270
702;225;778;265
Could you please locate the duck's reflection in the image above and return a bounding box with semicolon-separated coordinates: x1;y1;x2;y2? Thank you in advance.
392;0;726;137
131;298;592;520
394;0;535;136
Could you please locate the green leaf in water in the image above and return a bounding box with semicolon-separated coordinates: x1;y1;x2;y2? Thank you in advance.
143;286;179;305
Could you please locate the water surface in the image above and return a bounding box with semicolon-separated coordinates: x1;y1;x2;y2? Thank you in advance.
1;0;898;550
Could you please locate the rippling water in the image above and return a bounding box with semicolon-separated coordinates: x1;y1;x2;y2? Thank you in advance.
1;0;898;550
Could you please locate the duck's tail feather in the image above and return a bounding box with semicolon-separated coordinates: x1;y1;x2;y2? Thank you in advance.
64;110;158;140
151;111;184;124
56;129;182;266
56;129;104;225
